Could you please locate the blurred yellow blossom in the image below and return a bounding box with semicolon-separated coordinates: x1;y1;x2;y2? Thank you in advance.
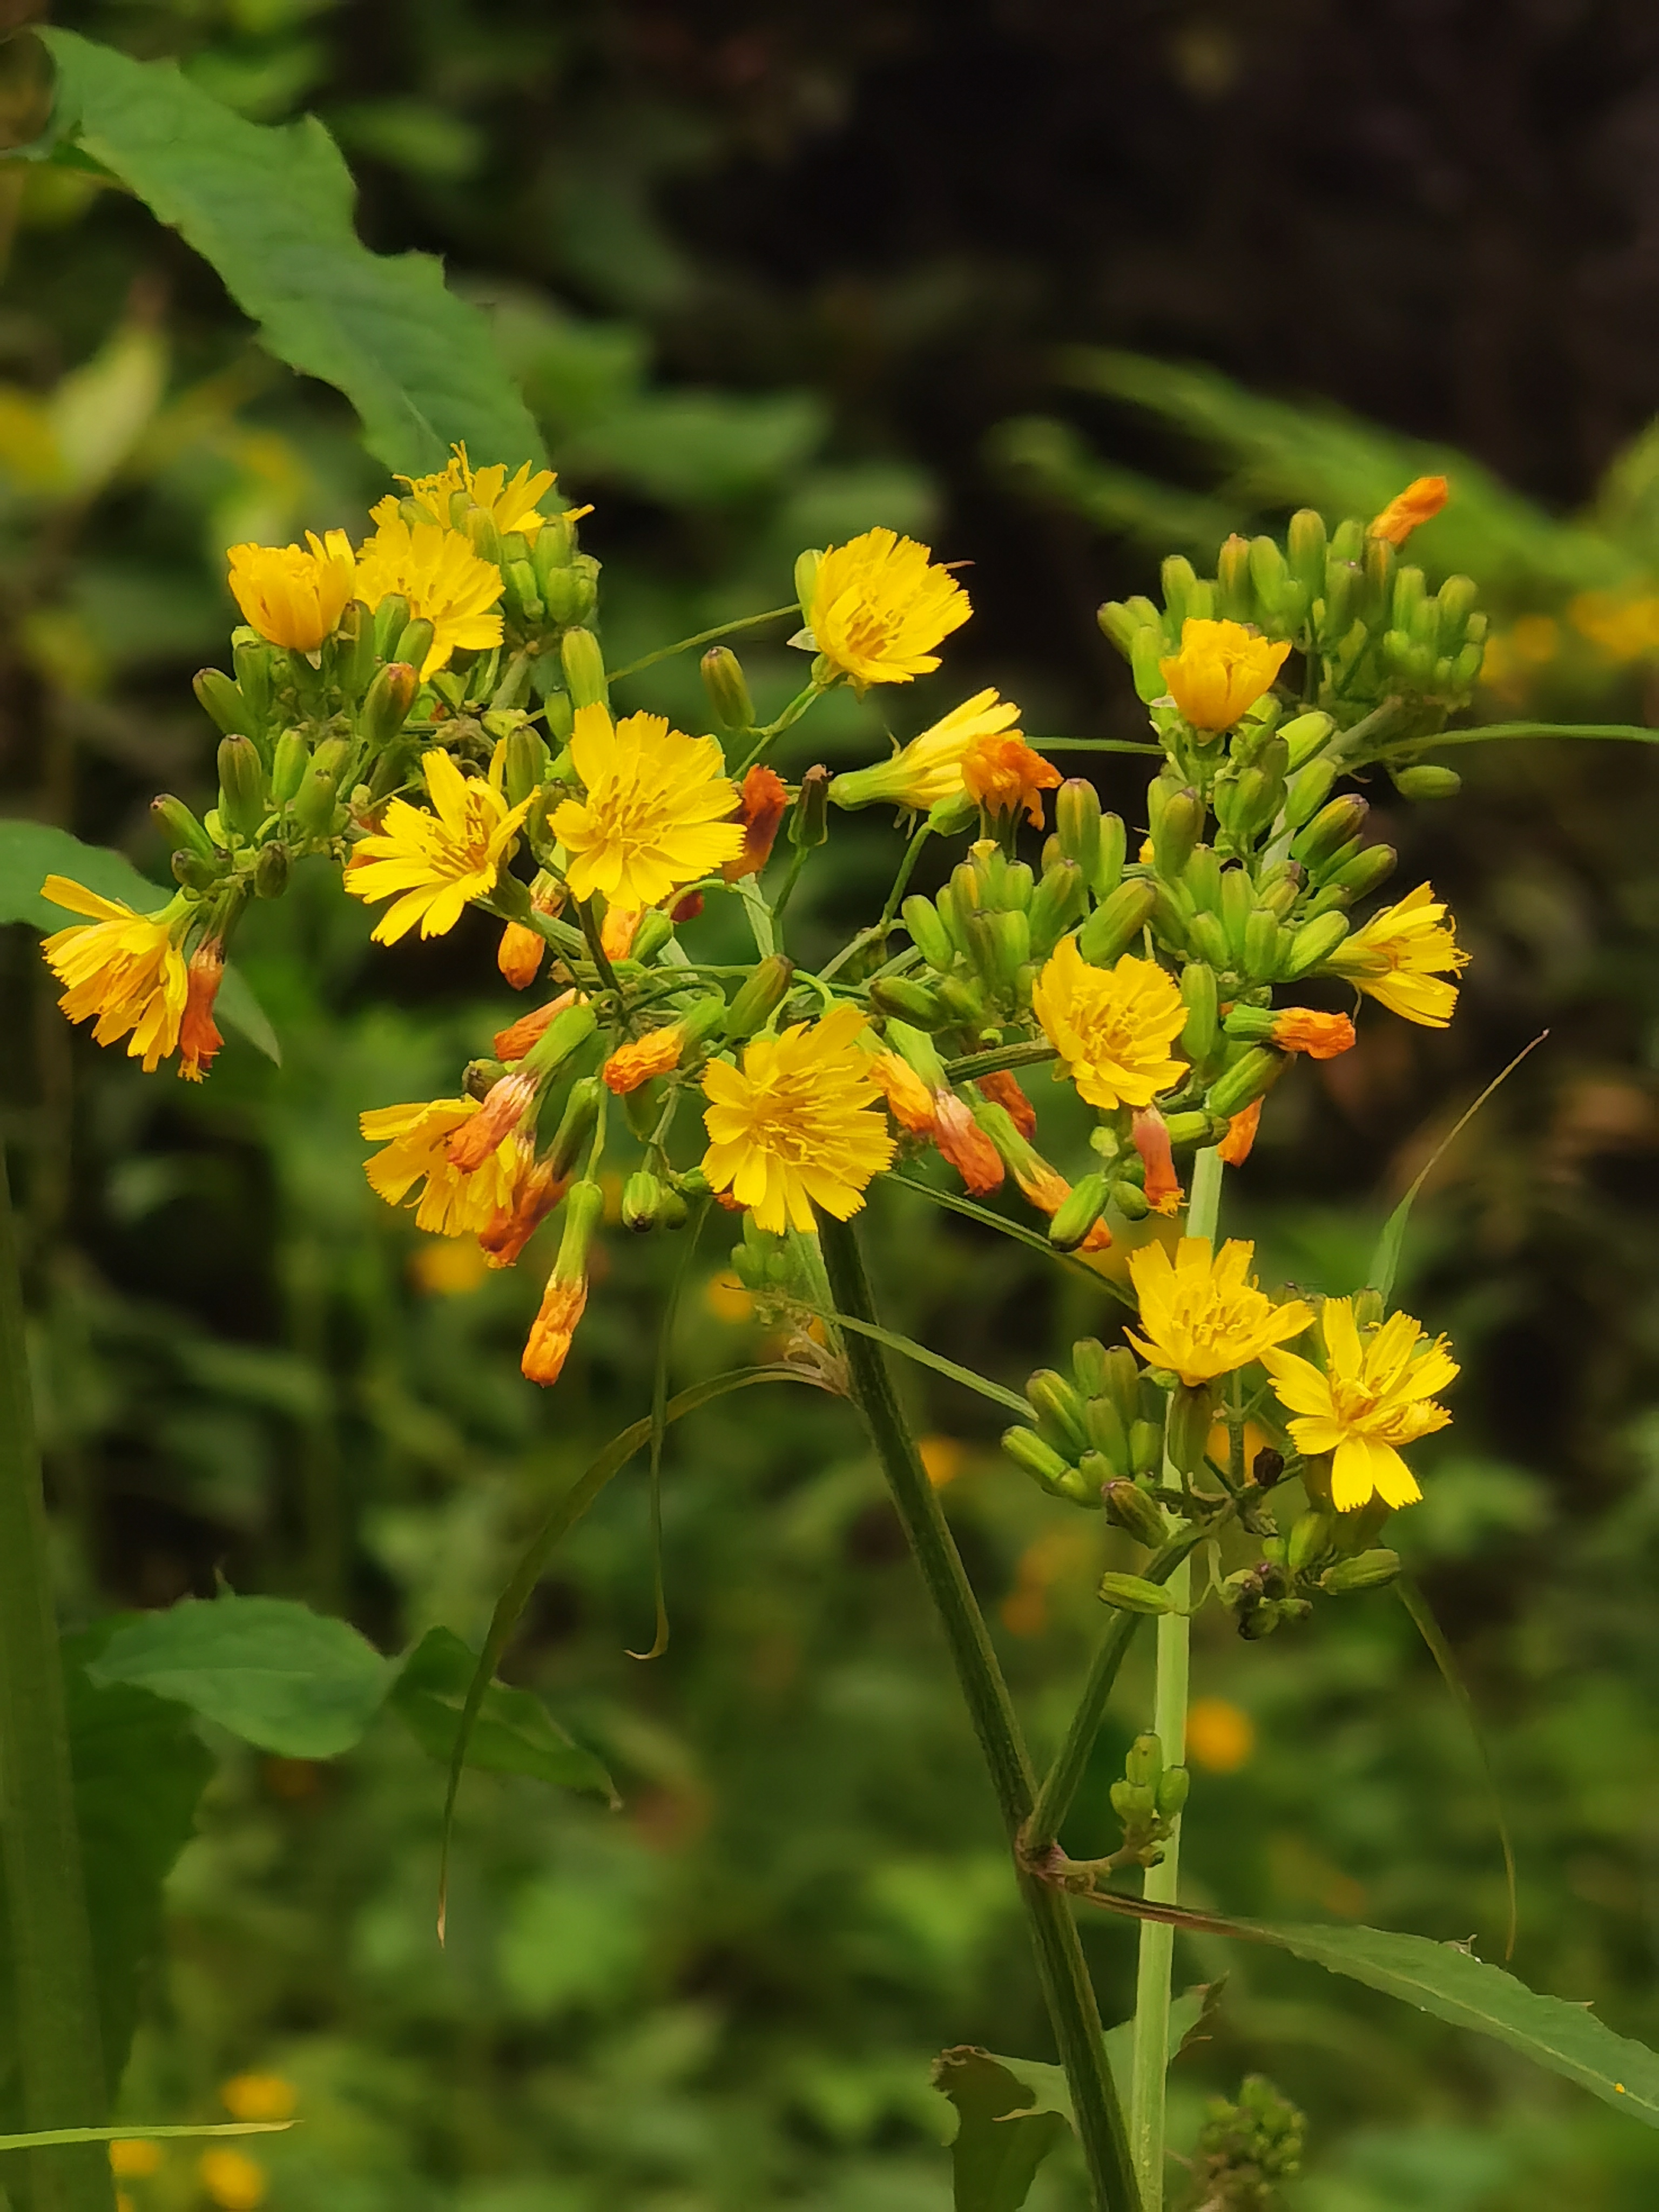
197;2150;266;2212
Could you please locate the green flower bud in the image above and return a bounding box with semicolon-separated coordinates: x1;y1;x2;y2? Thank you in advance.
1150;880;1195;953
1098;1346;1141;1424
793;548;822;616
271;730;308;805
936;973;990;1030
1240;907;1283;980
194;667;252;739
1112;1179;1151;1221
217;734;269;843
504;724;549;808
1282;758;1338;832
1128;1418;1163;1477
1291;794;1369;870
1086;1399;1134;1483
1164;1381;1214;1478
1247;532;1289;611
1078;877;1158;966
542;563;597;629
547;1075;603;1180
531;510;577;588
1281;910;1350;980
1103;1476;1165;1545
333;599;377;698
723;955;795;1040
1287;1508;1335;1576
359;661;420;750
171;849;220;892
1183;842;1222;915
1071;1338;1110;1397
464;507;504;568
152;794;216;861
903;895;955;973
499;559;542;626
1029;858;1087;957
1047;1171;1110;1253
1055;778;1102;882
1280;711;1334;770
701;645;754;732
370;592;411;659
1205;1046;1285;1120
1216;533;1252;622
869;975;951;1030
1152;787;1203;879
560;626;608;709
629;910;674;966
1110;1778;1158;1820
1329;844;1397;900
1287;509;1327;597
253;843;291;899
394;617;436;675
790;764;830;849
1161;554;1199;629
291;738;350;837
1125;1731;1163;1788
1319;1548;1402;1594
1098;1572;1178;1616
1130;625;1167;703
622;1169;664;1232
1390;763;1462;800
1155;1765;1190;1820
1185;911;1230;973
1096;599;1139;655
1003;1424;1087;1501
232;638;273;727
1026;1368;1091;1459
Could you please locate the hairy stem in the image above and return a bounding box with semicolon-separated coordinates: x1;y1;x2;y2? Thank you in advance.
818;1215;1140;2212
0;1145;110;2212
1129;1143;1223;2209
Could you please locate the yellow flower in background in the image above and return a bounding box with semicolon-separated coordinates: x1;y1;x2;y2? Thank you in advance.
1031;939;1186;1111
552;704;742;907
197;2149;266;2212
373;444;558;541
1159;617;1290;731
344;750;531;942
1126;1237;1313;1388
1186;1697;1256;1774
1368;473;1449;547
1326;882;1467;1027
808;527;971;686
360;1097;520;1238
40;876;189;1073
227;530;355;653
108;2140;164;2179
700;1003;896;1233
1568;590;1659;662
827;688;1022;814
353;516;503;676
1263;1298;1457;1511
219;2073;298;2124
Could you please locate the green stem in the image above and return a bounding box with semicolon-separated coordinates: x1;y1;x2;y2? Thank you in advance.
947;1041;1060;1082
738;679;826;773
0;1145;111;2212
1128;1144;1223;2211
604;602;799;685
817;1216;1140;2212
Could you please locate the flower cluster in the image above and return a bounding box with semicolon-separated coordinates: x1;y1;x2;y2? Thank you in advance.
39;447;1478;1615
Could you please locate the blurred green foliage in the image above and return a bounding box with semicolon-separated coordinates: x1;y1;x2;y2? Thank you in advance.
5;4;1659;2209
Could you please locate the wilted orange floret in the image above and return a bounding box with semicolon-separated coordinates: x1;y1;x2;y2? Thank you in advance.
868;1050;938;1134
494;989;576;1063
601;903;642;960
603;1024;686;1095
521;1276;588;1387
179;939;226;1083
1216;1097;1263;1166
1368;475;1449;547
976;1067;1036;1139
931;1091;1005;1195
721;764;790;881
1131;1107;1184;1216
448;1068;538;1171
479;1150;567;1269
1272;1008;1357;1059
961;734;1061;827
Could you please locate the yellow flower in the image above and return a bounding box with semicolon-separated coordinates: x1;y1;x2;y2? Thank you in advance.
109;2141;164;2179
219;2074;298;2125
1262;1298;1457;1511
1031;938;1186;1111
345;750;531;942
700;1003;896;1233
1326;882;1468;1027
1159;618;1290;731
197;2150;266;2212
961;732;1061;827
373;443;557;541
1126;1237;1314;1388
227;530;355;653
1368;474;1449;547
1185;1697;1256;1773
808;527;971;686
360;1096;521;1237
552;703;743;907
40;876;190;1073
827;688;1022;814
353;516;504;676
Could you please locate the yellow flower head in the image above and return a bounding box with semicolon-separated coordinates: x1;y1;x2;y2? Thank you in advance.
1031;938;1187;1111
962;732;1062;827
552;704;743;908
1127;1237;1314;1388
1326;882;1468;1027
360;1096;521;1238
109;2141;164;2179
1159;618;1290;732
1263;1297;1457;1511
373;443;558;542
1368;474;1449;548
345;750;531;943
700;1003;896;1234
808;527;972;687
353;516;504;677
827;688;1022;814
40;876;190;1074
197;2150;266;2212
227;530;355;653
219;2074;298;2125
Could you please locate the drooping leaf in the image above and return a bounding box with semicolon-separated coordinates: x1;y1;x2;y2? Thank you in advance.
63;1626;215;2084
814;1309;1035;1421
37;29;543;476
88;1595;395;1759
930;2048;1069;2212
1071;1887;1659;2127
0;819;281;1064
390;1627;615;1803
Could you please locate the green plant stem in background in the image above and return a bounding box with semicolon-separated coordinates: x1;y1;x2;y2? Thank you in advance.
1129;1144;1223;2211
819;1215;1141;2212
0;1145;110;2212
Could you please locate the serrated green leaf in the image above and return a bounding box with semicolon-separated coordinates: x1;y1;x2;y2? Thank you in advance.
0;818;281;1064
931;2048;1068;2212
88;1595;395;1758
38;29;542;476
390;1627;615;1803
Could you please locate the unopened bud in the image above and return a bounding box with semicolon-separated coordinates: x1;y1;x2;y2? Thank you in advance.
869;975;951;1030
1330;844;1397;900
217;734;269;843
393;616;436;675
1287;509;1327;596
1048;1171;1110;1252
1164;1381;1213;1478
1078;877;1159;966
1152;787;1203;879
253;842;291;899
1180;961;1219;1065
1205;1046;1285;1120
271;730;308;804
291;738;350;837
1125;1731;1163;1788
701;645;754;732
1002;1424;1091;1503
1098;1572;1177;1616
621;1169;664;1232
1320;1548;1402;1594
194;667;252;738
504;724;549;807
360;661;420;751
793;548;822;616
1282;911;1351;980
1287;1508;1335;1576
547;1075;603;1180
1029;858;1087;957
1055;779;1103;882
790;763;830;849
1128;1418;1163;1477
559;626;608;709
1026;1368;1091;1459
902;895;955;972
1155;1766;1190;1820
334;599;376;697
370;592;411;660
1390;763;1462;800
152;794;216;861
1103;1478;1166;1547
531;511;577;586
542;563;596;628
723;954;794;1040
232;638;273;726
1291;794;1368;870
171;849;220;892
1280;711;1334;770
1110;1778;1157;1820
